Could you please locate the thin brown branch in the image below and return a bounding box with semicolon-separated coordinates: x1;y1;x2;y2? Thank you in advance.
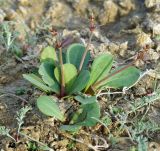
62;132;109;151
78;32;93;73
59;47;65;97
0;93;28;103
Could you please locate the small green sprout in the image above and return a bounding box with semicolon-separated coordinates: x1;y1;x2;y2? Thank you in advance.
16;106;32;134
0;21;23;57
0;126;16;141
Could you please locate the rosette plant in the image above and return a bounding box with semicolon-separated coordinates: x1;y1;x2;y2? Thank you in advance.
23;15;141;131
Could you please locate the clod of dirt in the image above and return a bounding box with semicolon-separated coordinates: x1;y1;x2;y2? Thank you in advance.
145;0;160;8
108;42;120;53
71;0;89;16
18;6;28;16
99;0;135;25
93;28;110;43
146;49;159;61
118;0;135;16
136;32;152;47
50;139;69;149
143;12;160;36
152;24;160;35
148;62;160;79
1;139;16;151
4;9;17;20
99;0;118;24
18;0;30;6
135;87;146;96
45;1;72;27
14;144;28;151
149;142;160;151
30;129;41;141
119;41;128;57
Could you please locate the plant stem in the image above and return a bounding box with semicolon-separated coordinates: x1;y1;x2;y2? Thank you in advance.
78;32;93;73
59;47;65;97
20;132;53;150
0;93;28;103
7;134;16;142
17;124;21;136
92;60;136;90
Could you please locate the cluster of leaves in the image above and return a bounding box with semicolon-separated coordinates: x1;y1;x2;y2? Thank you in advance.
23;43;141;131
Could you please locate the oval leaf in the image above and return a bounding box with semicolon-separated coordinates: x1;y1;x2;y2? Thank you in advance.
23;74;52;92
66;43;90;70
71;97;100;126
67;70;90;94
39;62;60;94
76;102;100;126
40;46;58;65
37;96;64;121
98;66;141;89
54;63;77;89
85;54;113;91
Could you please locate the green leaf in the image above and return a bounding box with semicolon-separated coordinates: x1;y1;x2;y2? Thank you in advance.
54;63;77;89
23;74;52;92
71;97;100;126
76;101;100;126
60;96;100;132
66;43;90;70
70;108;83;124
67;70;90;94
40;46;58;65
60;125;81;132
85;53;113;91
39;62;60;94
98;66;141;89
75;96;96;104
37;96;64;121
